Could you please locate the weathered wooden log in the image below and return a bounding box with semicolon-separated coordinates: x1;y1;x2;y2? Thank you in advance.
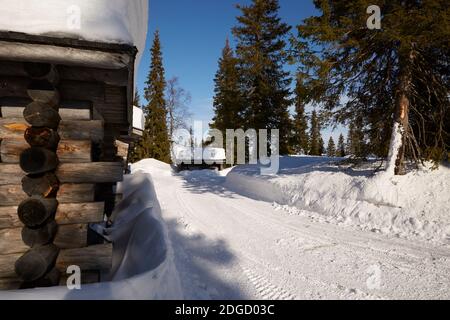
56;202;104;225
54;224;88;249
56;162;123;183
56;243;112;272
17;196;58;228
23;62;59;84
23;102;61;128
27;80;60;106
0;253;21;278
24;127;60;149
14;244;59;282
58;120;103;143
0;164;24;185
20;147;59;174
20;267;61;289
0;118;29;139
57;140;92;163
21;220;58;247
22;172;59;198
0;277;21;290
0;184;27;206
0;228;28;254
0;138;28;163
0;206;21;229
1;106;91;121
57;184;95;203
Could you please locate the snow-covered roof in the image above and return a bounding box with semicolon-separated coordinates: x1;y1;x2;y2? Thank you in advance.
0;0;148;67
133;106;145;132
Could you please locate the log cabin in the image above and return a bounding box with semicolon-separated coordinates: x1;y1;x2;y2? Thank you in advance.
0;25;145;288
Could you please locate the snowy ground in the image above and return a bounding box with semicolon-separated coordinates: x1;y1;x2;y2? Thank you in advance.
132;158;450;300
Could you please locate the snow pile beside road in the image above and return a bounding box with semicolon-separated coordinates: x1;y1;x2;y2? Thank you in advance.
225;156;450;243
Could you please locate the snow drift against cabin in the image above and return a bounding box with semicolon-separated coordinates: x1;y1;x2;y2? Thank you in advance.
0;0;148;66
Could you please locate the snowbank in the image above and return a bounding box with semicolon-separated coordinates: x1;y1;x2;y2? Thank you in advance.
225;156;450;243
0;0;148;67
0;171;182;300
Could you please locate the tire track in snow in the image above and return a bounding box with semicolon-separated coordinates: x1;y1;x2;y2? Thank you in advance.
242;267;297;300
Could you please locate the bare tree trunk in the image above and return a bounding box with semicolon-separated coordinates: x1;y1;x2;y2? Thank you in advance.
387;47;415;176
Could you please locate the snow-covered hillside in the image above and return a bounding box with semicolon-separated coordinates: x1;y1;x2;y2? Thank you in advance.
225;156;450;243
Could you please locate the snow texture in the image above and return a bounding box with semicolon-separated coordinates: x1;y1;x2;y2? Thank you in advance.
0;171;182;300
225;156;450;243
0;0;148;67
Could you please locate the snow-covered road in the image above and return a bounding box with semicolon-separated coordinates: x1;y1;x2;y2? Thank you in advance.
133;160;450;300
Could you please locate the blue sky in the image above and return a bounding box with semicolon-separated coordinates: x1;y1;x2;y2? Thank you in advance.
136;0;346;145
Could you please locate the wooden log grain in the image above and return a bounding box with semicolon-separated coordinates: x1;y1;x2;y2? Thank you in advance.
22;172;59;197
0;206;21;229
0;253;21;278
56;243;112;272
21;220;58;247
54;224;88;249
56;202;104;225
1;106;90;121
57;140;92;163
57;184;95;203
58;120;103;143
17;196;58;228
56;162;123;183
0;138;28;163
27;80;60;106
24;127;60;149
23;102;61;128
0;277;21;290
20;147;59;174
0;164;24;185
0;184;27;206
15;244;59;282
0;228;28;255
0;118;29;139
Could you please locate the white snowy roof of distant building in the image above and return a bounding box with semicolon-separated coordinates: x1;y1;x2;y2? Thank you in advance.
133;106;145;132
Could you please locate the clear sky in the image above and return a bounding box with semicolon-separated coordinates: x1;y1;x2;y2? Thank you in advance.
136;0;346;145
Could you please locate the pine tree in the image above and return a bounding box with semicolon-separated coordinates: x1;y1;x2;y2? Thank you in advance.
346;119;366;158
232;0;292;155
211;39;243;133
291;75;309;154
309;110;322;156
133;31;171;164
327;137;336;157
295;0;450;174
337;133;346;157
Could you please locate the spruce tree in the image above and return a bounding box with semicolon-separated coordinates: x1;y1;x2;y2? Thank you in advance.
211;39;243;133
136;31;171;164
232;0;292;155
327;137;336;157
337;133;346;158
291;75;309;154
309;110;322;156
295;0;449;174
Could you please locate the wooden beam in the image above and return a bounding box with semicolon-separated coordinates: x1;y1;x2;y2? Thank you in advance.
56;162;123;183
0;206;21;229
57;184;95;203
58;120;104;143
0;228;29;255
0;253;21;278
54;224;88;249
0;118;29;139
0;184;27;206
0;138;28;163
1;106;90;120
56;202;104;225
0;40;132;69
57;140;92;163
56;243;112;272
0;164;24;186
